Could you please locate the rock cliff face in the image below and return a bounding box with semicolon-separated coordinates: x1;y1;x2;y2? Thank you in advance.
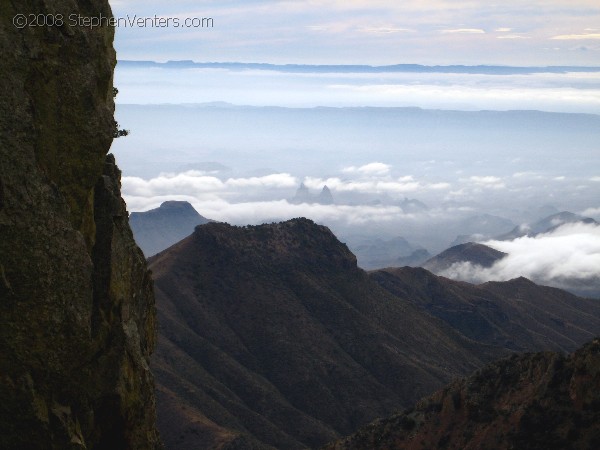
0;1;160;449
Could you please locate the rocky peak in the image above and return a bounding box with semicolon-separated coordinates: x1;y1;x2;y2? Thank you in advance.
291;182;312;204
185;218;358;271
318;185;335;205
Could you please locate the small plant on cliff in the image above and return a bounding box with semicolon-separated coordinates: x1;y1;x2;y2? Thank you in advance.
112;87;129;138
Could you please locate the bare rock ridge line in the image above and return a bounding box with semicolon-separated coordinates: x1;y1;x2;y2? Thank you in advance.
0;1;160;449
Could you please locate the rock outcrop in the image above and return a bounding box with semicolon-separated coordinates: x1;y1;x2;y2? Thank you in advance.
0;1;160;448
325;338;600;450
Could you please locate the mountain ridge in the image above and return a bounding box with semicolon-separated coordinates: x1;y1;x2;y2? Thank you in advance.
149;219;502;449
370;266;600;352
118;60;600;75
325;338;600;450
149;218;600;449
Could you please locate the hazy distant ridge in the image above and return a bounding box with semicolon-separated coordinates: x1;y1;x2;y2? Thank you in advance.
118;60;600;75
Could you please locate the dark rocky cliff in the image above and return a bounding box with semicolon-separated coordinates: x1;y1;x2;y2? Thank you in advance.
0;1;160;449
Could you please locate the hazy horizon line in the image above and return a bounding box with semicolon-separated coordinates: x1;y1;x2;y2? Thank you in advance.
117;59;600;74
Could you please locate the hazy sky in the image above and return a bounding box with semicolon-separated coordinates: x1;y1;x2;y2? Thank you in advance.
110;0;600;65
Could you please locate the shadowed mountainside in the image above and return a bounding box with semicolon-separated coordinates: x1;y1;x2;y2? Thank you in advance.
325;338;600;450
370;267;600;352
149;219;500;449
149;219;600;449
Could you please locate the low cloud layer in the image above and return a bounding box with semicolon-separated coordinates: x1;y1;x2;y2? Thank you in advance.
114;67;600;113
124;171;297;199
121;159;600;254
439;223;600;296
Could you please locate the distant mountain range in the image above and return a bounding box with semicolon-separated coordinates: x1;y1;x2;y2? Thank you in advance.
497;211;597;241
451;211;596;246
371;267;600;352
148;218;600;449
347;236;431;270
449;213;516;247
326;338;600;450
118;60;600;75
421;211;600;297
129;201;210;257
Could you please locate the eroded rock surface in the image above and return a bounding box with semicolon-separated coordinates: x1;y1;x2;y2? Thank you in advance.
0;1;160;448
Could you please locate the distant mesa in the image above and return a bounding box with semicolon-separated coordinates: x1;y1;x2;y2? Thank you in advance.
129;201;210;257
291;183;335;205
422;242;507;274
496;211;597;241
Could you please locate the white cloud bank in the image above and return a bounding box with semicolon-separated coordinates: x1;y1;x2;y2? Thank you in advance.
439;222;600;296
120;161;600;257
123;171;298;198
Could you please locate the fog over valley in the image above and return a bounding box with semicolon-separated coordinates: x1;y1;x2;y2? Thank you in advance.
112;64;600;296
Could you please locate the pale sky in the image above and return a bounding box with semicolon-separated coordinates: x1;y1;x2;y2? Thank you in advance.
110;0;600;65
